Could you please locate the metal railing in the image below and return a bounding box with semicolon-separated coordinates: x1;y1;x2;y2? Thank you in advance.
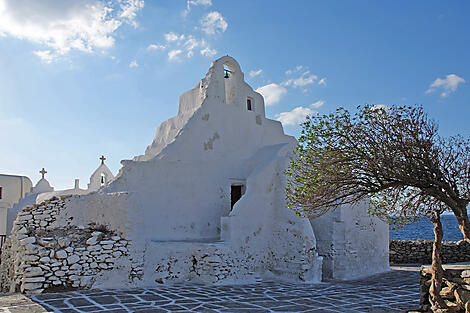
0;235;6;250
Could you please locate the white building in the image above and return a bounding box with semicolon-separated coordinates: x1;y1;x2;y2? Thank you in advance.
2;56;388;291
0;174;32;238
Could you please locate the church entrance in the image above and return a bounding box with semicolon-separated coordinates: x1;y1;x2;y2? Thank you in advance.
231;185;243;210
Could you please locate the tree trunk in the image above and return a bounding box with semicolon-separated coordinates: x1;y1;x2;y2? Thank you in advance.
429;210;448;311
452;204;470;243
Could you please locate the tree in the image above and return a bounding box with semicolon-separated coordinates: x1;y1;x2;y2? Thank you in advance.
285;105;470;312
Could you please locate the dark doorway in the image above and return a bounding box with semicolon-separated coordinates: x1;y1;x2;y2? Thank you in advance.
231;185;243;210
247;98;252;111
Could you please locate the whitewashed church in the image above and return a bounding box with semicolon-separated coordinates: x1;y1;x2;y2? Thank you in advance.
1;56;389;293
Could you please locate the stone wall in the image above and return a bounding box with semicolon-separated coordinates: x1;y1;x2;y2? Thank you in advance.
390;240;470;265
0;197;137;294
420;265;470;312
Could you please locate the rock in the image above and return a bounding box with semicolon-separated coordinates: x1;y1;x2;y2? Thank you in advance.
92;231;103;237
23;276;46;283
461;270;470;278
17;215;32;222
454;287;470;306
96;254;110;262
69;275;79;281
100;240;114;245
23;255;40;262
55;271;66;277
87;245;101;252
22;282;43;291
70;263;82;270
67;254;80;265
39;256;51;263
99;263;108;269
20;237;36;245
111;236;121;241
24;267;43;277
17;227;28;234
65;247;73;253
80;276;93;287
38;249;49;257
102;244;113;250
55;250;67;259
86;237;98;246
24;243;39;253
90;262;98;269
39;221;48;227
112;251;122;258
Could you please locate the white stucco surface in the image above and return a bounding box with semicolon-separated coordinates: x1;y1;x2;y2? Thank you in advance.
0;174;32;235
310;202;390;281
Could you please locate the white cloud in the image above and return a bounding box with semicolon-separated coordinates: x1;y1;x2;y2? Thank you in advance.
184;0;212;16
276;107;317;126
129;60;138;68
310;100;325;108
286;65;305;75
33;50;54;63
200;46;217;57
318;77;327;86
282;70;318;88
162;32;216;60
168;49;182;61
255;83;287;106
164;32;185;42
147;44;166;51
426;74;465;98
200;11;228;35
189;0;212;5
249;69;263;78
0;0;144;62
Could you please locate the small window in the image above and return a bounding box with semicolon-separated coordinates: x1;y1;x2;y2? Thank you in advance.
0;186;2;199
100;174;106;186
247;98;253;111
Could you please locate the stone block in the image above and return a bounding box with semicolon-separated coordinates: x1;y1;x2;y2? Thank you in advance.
99;263;108;269
55;250;67;259
22;282;43;291
67;254;80;265
23;276;46;283
20;237;36;245
55;270;66;277
70;263;82;270
24;267;43;277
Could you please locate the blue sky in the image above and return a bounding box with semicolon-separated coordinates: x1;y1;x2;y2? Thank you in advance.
0;0;469;189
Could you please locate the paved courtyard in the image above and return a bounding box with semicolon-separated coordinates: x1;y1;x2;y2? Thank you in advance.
0;268;421;313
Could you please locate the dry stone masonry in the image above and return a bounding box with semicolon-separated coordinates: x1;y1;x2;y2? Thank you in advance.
0;197;133;294
420;265;470;312
390;240;470;265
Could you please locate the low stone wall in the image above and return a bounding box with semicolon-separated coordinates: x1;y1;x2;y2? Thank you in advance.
390;240;470;265
0;197;138;294
420;265;470;312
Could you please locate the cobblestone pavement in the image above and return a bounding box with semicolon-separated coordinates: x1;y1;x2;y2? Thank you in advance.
0;269;420;313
